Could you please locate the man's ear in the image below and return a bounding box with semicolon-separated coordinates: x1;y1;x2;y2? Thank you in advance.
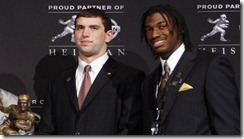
105;30;113;43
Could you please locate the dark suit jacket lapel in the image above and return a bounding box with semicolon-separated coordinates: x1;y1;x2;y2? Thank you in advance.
81;58;117;110
160;49;197;123
65;64;80;111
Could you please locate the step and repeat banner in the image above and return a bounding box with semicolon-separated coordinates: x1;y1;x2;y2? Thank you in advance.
0;0;240;115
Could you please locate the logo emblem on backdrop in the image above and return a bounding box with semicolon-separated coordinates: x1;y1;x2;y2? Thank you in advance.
51;15;77;43
201;14;229;42
51;15;120;43
111;19;121;39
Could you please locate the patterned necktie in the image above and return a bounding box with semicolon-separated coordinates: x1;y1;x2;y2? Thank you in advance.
78;65;91;110
157;61;170;101
160;61;170;90
152;61;170;135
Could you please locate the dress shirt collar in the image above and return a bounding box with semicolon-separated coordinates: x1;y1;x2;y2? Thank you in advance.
77;53;109;75
159;43;185;75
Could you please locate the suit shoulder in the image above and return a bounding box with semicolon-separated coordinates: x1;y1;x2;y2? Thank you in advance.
51;63;77;81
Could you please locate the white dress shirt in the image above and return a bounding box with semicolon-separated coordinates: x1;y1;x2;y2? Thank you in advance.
75;53;109;96
156;43;185;97
159;43;186;75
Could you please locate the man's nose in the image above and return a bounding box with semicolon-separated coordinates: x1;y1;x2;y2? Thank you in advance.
82;28;90;37
152;28;161;38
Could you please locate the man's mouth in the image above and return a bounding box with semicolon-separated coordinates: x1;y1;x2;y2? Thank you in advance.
80;40;92;45
152;40;165;47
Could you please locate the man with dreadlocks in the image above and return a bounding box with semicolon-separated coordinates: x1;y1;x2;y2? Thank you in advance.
140;4;239;135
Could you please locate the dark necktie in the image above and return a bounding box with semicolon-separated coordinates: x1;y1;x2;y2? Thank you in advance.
162;61;170;89
78;65;91;110
152;61;170;135
157;61;170;99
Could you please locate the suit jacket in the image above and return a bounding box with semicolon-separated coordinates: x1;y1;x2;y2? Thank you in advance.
142;48;240;135
35;57;146;135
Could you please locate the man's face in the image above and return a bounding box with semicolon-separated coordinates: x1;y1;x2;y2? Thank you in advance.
145;13;182;59
74;17;113;60
18;100;28;112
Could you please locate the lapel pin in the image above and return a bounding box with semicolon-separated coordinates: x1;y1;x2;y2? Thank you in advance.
178;78;183;84
107;72;112;76
66;76;72;82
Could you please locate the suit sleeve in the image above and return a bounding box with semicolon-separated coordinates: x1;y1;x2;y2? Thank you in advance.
117;70;146;135
205;55;240;134
34;79;55;135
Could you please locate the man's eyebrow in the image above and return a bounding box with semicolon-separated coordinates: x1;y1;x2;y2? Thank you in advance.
75;24;84;27
75;24;101;28
145;20;167;27
157;20;167;25
89;24;101;28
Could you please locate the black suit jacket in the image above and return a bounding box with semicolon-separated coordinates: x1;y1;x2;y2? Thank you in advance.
35;57;146;135
142;48;240;135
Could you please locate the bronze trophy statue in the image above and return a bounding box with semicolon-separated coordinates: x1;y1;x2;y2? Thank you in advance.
0;94;35;135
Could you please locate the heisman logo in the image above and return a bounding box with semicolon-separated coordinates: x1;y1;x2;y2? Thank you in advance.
201;14;229;42
51;15;120;43
51;15;76;43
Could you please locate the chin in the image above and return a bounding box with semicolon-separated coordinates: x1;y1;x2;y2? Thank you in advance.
154;48;164;54
83;52;94;57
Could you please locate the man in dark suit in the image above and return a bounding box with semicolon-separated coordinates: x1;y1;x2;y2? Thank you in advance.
35;8;145;135
140;4;240;135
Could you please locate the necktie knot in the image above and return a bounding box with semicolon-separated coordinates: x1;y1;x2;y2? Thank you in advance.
164;61;170;79
84;65;91;73
160;61;170;90
163;61;170;76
